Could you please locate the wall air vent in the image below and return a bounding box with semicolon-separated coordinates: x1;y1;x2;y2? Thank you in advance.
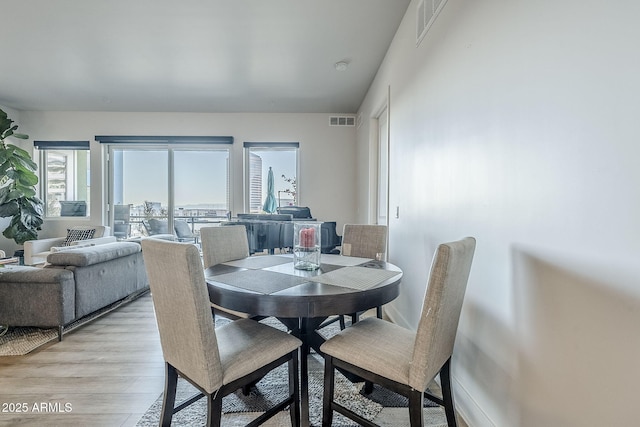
416;0;447;47
329;116;356;127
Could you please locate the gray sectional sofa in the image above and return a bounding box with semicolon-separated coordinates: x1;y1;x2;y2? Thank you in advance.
0;242;149;340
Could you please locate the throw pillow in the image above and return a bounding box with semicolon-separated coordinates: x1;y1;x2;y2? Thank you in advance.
62;228;96;246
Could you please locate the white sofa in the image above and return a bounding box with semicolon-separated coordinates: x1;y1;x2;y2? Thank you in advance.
24;225;115;266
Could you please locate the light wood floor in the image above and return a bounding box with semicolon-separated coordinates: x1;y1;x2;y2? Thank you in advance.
0;293;165;427
0;293;467;427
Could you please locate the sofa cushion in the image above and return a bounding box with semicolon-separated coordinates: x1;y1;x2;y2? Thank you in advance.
0;265;74;284
47;242;141;267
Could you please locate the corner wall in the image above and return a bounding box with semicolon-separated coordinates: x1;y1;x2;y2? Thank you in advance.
357;0;640;425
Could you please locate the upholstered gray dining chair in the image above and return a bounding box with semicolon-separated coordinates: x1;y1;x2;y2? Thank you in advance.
321;237;476;427
339;224;388;327
200;225;249;268
141;238;301;427
200;225;252;320
341;224;387;260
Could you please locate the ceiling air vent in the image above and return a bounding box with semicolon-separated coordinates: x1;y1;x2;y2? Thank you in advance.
416;0;447;47
329;116;356;127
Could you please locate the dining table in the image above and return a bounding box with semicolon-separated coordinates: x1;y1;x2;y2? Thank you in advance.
205;253;402;427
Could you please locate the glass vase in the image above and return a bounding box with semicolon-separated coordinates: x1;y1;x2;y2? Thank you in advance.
293;222;321;270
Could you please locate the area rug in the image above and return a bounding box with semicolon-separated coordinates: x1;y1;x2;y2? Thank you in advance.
0;289;149;356
137;353;379;427
137;317;442;427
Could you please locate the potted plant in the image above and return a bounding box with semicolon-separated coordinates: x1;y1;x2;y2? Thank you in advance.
0;108;44;247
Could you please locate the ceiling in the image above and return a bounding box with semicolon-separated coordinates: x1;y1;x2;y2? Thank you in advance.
1;0;411;114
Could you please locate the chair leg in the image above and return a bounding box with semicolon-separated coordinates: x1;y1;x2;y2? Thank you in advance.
160;363;178;427
288;351;300;427
364;381;374;394
408;389;424;427
242;384;252;395
339;315;346;330
350;312;359;325
440;358;458;427
206;390;223;427
322;356;336;427
376;305;383;319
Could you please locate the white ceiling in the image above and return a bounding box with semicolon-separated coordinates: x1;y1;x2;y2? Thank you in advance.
1;0;411;114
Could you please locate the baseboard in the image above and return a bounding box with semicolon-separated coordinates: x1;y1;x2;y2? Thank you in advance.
453;375;495;427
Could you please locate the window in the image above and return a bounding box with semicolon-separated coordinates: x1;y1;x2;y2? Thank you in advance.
244;142;299;213
98;136;232;240
35;141;90;217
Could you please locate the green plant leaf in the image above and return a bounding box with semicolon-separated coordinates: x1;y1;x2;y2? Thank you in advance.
8;144;33;159
16;171;39;187
0;188;10;204
21;209;43;229
0;108;39;244
0;200;19;217
15;185;36;198
1;125;17;140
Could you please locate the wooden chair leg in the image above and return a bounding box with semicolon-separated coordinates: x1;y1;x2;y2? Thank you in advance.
440;358;458;427
160;363;178;427
408;388;424;427
242;384;252;395
350;312;359;325
288;352;300;427
322;356;336;427
364;381;374;394
207;391;223;427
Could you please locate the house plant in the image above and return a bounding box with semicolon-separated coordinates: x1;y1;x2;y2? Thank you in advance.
0;108;44;245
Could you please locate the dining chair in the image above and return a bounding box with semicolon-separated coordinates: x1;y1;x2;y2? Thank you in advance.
321;236;476;427
141;238;302;427
200;225;253;320
341;224;387;260
200;225;249;267
339;224;388;327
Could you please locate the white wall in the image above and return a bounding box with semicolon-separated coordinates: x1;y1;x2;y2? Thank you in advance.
358;0;640;426
0;111;357;249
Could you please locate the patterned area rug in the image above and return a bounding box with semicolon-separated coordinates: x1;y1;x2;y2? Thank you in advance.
136;317;442;427
0;289;149;356
137;353;378;427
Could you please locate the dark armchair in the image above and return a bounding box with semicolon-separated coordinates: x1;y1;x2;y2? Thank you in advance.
276;205;313;219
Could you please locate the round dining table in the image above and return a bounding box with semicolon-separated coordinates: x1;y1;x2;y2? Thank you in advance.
205;253;402;427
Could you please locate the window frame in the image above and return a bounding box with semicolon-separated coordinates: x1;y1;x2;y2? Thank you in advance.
243;142;300;213
103;140;233;238
35;140;90;218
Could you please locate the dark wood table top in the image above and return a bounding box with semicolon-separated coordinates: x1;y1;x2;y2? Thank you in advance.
205;253;402;319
